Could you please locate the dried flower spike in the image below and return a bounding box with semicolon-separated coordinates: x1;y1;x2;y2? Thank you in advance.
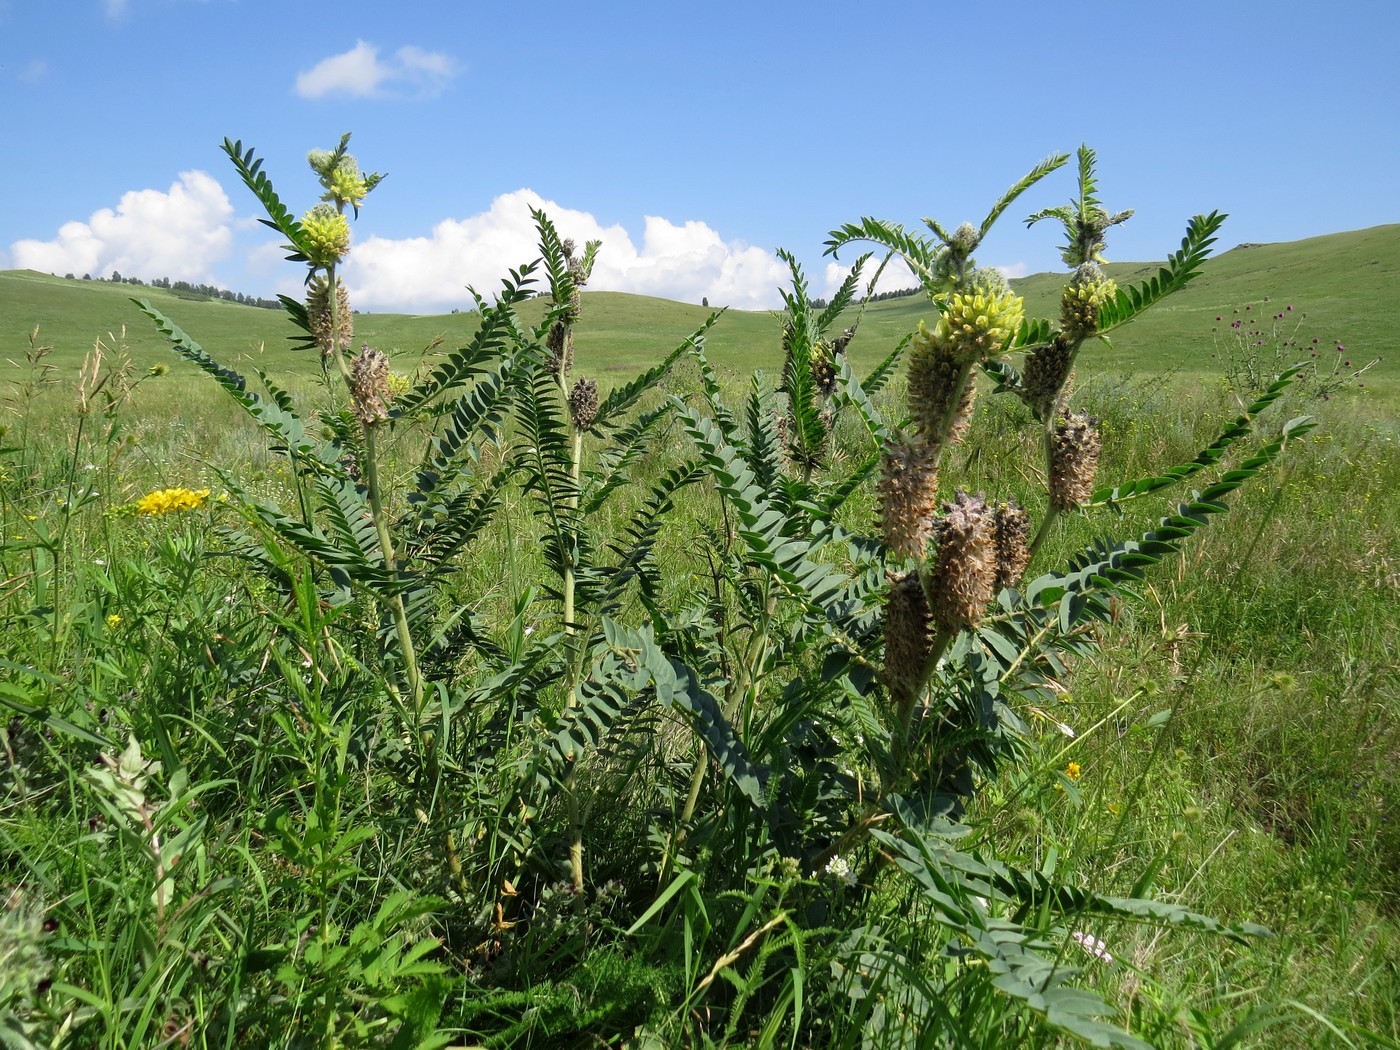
1019;337;1074;419
926;490;996;632
569;377;599;429
908;329;978;449
350;344;391;425
1051;412;1102;511
878;437;940;560
992;500;1031;591
884;570;934;697
307;277;353;358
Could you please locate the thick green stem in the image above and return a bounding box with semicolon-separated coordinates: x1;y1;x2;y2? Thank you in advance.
555;337;588;898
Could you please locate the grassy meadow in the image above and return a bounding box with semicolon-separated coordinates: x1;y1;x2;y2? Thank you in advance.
1;210;1398;1049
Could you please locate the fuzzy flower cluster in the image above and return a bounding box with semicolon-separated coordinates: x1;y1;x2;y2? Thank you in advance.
136;487;210;516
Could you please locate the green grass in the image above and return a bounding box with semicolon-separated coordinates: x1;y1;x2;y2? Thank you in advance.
2;220;1398;1047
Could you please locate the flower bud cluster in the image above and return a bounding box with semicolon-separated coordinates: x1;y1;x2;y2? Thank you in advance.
1060;263;1118;340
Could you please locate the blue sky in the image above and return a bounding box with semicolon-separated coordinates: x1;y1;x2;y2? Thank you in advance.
1;0;1395;313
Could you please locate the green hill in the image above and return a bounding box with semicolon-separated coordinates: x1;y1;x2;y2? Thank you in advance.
3;223;1395;389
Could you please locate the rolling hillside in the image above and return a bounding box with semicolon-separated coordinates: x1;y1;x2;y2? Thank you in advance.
3;223;1395;387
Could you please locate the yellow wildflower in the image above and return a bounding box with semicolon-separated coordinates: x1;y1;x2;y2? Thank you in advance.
136;487;211;516
106;614;122;628
1065;761;1082;780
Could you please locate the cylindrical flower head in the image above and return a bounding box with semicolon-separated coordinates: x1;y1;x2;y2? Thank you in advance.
1019;337;1074;419
926;490;996;633
992;500;1031;592
1059;262;1118;341
1051;412;1102;511
811;341;837;396
350;345;391;425
545;321;574;377
569;377;599;429
878;437;940;560
884;570;934;698
301;204;350;268
909;324;957;430
307;277;353;358
928;286;1025;364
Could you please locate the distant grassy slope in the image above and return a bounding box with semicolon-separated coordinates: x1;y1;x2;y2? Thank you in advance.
4;223;1395;387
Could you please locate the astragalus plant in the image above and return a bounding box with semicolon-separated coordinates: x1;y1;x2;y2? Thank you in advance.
0;136;1318;1047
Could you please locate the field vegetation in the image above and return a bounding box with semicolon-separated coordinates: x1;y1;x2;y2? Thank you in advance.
1;138;1396;1048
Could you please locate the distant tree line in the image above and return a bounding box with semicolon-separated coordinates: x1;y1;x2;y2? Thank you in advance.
808;286;920;310
63;271;282;310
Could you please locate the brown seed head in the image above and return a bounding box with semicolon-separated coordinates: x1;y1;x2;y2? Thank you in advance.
878;437;941;560
884;570;934;698
1051;412;1102;511
545;322;574;377
1019;337;1074;419
908;329;974;447
307;278;353;358
926;490;996;632
992;500;1031;592
569;377;599;429
350;344;391;425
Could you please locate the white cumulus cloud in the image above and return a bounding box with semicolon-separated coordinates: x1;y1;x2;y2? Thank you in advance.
9;170;234;281
295;41;458;100
822;256;919;300
344;190;790;313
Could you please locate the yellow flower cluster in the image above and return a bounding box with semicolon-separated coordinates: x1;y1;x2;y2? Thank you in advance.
300;205;351;268
922;287;1025;363
136;487;211;516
